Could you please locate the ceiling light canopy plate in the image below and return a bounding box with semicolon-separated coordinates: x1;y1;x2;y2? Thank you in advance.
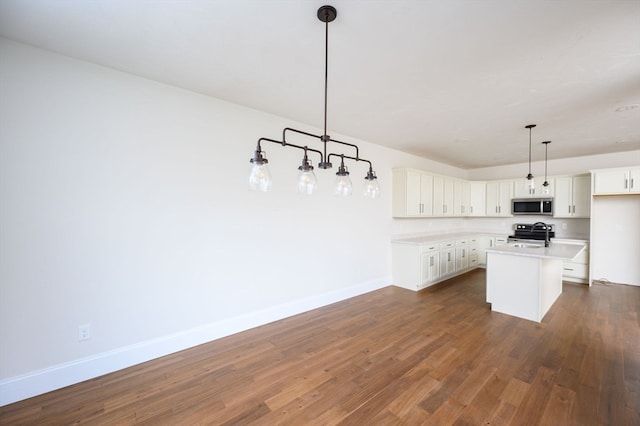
317;5;337;23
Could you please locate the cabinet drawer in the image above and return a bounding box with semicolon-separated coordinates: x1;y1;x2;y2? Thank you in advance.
470;238;478;248
495;237;508;245
563;262;588;279
441;241;455;249
421;243;440;253
456;239;469;246
469;255;478;266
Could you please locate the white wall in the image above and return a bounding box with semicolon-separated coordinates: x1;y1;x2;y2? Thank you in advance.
0;38;466;404
468;150;640;181
590;195;640;285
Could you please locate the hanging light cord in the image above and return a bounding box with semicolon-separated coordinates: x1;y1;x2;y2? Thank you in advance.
542;141;551;185
528;127;532;176
525;124;536;180
323;11;329;140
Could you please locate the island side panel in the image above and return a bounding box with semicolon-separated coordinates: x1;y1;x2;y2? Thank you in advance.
539;258;563;319
486;252;541;322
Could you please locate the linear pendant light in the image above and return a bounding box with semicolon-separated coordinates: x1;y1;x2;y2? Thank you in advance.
524;124;536;193
249;5;379;198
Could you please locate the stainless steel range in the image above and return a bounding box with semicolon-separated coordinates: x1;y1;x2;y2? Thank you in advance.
508;223;555;244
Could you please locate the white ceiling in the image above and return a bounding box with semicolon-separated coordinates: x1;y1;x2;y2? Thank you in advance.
1;0;639;169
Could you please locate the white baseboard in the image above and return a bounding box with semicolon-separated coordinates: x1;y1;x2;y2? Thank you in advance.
0;277;390;407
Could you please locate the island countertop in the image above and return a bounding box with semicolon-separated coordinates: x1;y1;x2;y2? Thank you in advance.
486;242;586;261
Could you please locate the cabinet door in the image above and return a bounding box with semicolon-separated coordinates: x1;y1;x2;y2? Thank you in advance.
432;176;444;216
454;181;470;216
422;252;440;286
572;176;591;218
497;181;513;216
443;178;454;216
455;246;469;271
405;170;422;216
513;178;539;198
629;168;640;193
439;248;455;276
469;182;486;216
486;182;499;216
554;177;573;217
420;173;434;216
593;169;628;194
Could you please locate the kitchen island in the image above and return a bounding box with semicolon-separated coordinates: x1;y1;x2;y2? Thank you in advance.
486;242;586;322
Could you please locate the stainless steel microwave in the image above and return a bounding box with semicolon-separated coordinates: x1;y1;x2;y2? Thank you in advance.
511;198;553;215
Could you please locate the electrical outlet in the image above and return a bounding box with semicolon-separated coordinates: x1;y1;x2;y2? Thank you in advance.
78;324;91;341
562;223;567;230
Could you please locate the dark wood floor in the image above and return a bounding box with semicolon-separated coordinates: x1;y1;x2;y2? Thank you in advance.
2;269;639;425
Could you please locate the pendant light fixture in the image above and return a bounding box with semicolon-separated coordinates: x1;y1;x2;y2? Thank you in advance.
524;124;536;193
249;5;379;198
542;140;551;194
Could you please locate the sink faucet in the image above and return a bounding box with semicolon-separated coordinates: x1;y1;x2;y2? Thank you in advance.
532;222;550;247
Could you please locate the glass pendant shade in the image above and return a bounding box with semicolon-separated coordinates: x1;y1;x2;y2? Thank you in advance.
527;176;535;191
363;179;380;198
335;175;352;197
297;170;317;194
335;158;352;197
363;169;380;198
297;152;317;195
249;163;272;192
249;147;272;192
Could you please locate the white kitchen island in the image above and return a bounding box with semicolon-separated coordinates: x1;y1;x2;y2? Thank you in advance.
486;242;586;322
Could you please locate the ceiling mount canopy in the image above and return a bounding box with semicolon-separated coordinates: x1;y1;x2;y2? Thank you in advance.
249;5;379;198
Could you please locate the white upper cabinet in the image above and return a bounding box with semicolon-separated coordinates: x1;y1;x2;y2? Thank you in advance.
392;168;433;217
486;181;513;217
592;167;640;195
554;175;590;218
453;180;470;216
433;175;454;217
513;177;555;198
469;182;486;216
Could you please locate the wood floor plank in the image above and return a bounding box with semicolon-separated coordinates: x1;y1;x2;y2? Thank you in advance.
1;271;638;425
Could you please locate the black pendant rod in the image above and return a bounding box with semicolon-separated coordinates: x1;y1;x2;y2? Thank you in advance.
542;141;551;185
525;124;536;179
323;12;329;139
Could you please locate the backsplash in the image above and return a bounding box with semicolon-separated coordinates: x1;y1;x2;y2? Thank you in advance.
391;217;590;240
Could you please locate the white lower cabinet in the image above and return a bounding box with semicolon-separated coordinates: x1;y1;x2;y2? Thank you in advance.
421;247;440;287
392;242;440;291
469;238;479;268
455;239;470;272
392;235;490;291
555;239;589;283
440;241;456;278
478;235;508;265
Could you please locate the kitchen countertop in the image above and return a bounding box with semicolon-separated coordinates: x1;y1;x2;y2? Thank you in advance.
391;232;508;245
486;242;586;261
